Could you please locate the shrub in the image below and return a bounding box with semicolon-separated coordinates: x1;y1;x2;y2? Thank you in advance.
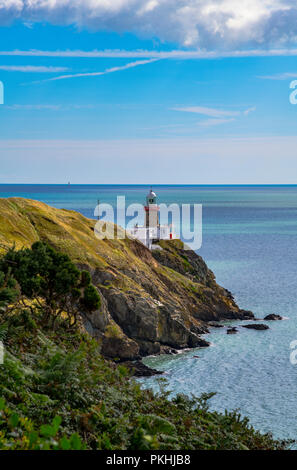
0;270;19;312
0;242;101;329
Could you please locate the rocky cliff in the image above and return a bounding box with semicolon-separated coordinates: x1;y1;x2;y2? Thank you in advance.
0;197;253;360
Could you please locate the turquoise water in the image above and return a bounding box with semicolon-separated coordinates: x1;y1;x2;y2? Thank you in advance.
1;184;297;440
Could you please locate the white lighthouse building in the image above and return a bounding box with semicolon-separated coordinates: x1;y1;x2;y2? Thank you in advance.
126;188;175;250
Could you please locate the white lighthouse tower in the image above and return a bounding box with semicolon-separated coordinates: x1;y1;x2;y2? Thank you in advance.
145;188;159;229
126;188;175;250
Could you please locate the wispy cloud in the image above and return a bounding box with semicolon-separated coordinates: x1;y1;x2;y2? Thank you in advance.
6;104;61;110
2;49;297;59
172;106;241;118
243;106;257;115
258;72;297;80
0;65;69;73
35;59;158;83
172;105;256;126
5;104;95;110
198;118;235;126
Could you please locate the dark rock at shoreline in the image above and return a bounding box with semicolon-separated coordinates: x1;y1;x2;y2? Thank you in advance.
208;321;224;328
239;309;255;319
242;323;269;330
160;345;179;355
122;360;163;377
188;335;210;348
138;340;161;356
227;327;238;334
264;314;283;321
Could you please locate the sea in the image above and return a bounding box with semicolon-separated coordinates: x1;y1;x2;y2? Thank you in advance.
1;184;297;441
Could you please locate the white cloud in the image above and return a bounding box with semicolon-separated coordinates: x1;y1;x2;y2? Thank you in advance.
0;1;297;49
243;106;256;115
172;104;256;126
5;103;95;110
258;72;297;80
36;58;158;82
2;48;297;59
6;104;61;109
172;106;240;117
0;65;69;72
198;118;235;126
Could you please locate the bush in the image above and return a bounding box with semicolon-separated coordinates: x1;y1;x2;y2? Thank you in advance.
0;242;101;329
0;398;85;450
0;270;19;312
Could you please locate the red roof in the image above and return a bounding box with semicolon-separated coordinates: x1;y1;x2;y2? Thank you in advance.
144;205;159;211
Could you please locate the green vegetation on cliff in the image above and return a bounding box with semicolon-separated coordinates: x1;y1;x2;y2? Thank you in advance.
0;303;289;450
0;241;100;329
0;199;291;450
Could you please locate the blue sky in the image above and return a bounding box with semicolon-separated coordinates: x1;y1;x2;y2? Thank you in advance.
1;1;297;183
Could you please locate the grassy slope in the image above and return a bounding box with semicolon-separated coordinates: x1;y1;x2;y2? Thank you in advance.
0;197;180;295
0;198;239;331
0;197;163;307
0;197;107;267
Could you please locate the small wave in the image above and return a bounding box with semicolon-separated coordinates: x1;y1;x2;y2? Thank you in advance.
176;348;191;354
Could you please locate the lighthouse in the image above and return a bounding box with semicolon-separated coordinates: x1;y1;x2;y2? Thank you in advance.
145;188;159;228
126;187;175;250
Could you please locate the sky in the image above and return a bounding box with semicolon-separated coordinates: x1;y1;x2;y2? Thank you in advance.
0;0;297;183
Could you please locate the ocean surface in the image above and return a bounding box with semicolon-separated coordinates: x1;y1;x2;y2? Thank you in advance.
1;184;297;441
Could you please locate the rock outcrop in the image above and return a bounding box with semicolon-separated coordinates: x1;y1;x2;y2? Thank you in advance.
227;327;238;334
264;314;282;321
208;321;224;328
242;324;269;330
0;197;255;361
122;360;163;377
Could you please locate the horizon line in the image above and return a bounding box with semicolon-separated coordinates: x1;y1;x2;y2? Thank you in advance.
1;184;297;187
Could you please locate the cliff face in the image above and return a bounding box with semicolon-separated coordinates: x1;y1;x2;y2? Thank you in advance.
0;197;253;360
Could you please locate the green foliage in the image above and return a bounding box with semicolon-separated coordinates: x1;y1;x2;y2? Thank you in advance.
81;285;101;311
0;269;19;311
80;270;91;288
0;305;292;451
0;398;85;450
1;241;80;299
0;242;101;328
